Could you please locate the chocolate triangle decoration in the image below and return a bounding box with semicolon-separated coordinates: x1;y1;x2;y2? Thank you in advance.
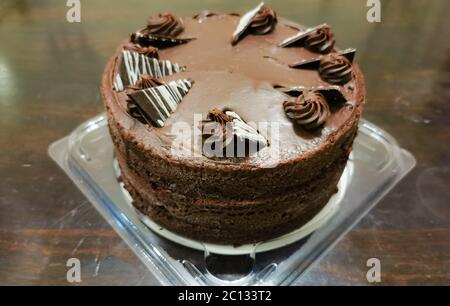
231;2;265;45
127;79;193;127
289;48;356;69
279;23;329;47
131;31;195;49
227;111;268;148
114;50;185;91
275;85;347;105
202;110;268;157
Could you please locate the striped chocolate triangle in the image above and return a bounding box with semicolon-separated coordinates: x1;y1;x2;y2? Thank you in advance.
114;50;185;91
231;2;265;45
279;23;329;47
131;31;195;49
225;111;268;149
202;110;268;157
289;48;356;69
275;85;347;105
127;79;193;127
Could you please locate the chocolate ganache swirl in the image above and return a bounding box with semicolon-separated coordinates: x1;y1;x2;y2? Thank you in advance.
304;26;335;54
126;75;163;96
283;91;330;130
145;13;184;37
319;53;353;85
135;75;163;89
249;5;277;35
124;42;159;58
206;108;233;125
202;109;234;153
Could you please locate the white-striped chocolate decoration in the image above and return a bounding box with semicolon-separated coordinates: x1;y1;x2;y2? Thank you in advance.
114;50;184;91
231;2;264;45
225;111;268;147
128;79;193;127
279;23;328;47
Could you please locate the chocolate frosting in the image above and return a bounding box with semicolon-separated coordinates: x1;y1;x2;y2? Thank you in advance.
207;108;233;124
193;11;218;21
319;53;353;85
202;109;234;157
304;26;335;54
283;91;330;130
146;13;184;37
248;5;277;35
133;75;163;90
106;14;365;165
124;42;159;58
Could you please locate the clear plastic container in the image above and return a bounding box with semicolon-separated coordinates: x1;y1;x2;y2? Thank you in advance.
49;114;415;285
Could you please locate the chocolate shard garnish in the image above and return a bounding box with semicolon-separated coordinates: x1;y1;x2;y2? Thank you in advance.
127;101;152;125
127;79;193;127
276;85;347;105
114;50;184;91
202;109;268;158
279;23;326;46
289;49;356;85
131;31;195;49
289;48;356;69
227;110;268;150
231;2;277;45
232;2;264;44
279;23;335;54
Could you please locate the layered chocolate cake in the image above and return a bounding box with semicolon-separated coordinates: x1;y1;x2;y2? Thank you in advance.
101;3;365;244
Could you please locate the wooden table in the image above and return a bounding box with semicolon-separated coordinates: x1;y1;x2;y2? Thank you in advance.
0;0;449;285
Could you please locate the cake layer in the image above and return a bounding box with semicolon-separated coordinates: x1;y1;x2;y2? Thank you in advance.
108;112;358;200
119;151;346;244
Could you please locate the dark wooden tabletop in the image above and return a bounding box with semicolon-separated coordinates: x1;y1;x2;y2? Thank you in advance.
0;0;449;285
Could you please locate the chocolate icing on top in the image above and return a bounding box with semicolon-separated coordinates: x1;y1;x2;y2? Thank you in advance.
319;53;353;85
106;14;364;164
283;91;330;130
193;11;218;21
146;13;184;37
304;26;335;54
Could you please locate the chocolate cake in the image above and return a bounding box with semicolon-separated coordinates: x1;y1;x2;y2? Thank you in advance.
101;3;365;245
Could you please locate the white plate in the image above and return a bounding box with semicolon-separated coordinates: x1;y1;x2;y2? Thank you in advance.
116;158;352;255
